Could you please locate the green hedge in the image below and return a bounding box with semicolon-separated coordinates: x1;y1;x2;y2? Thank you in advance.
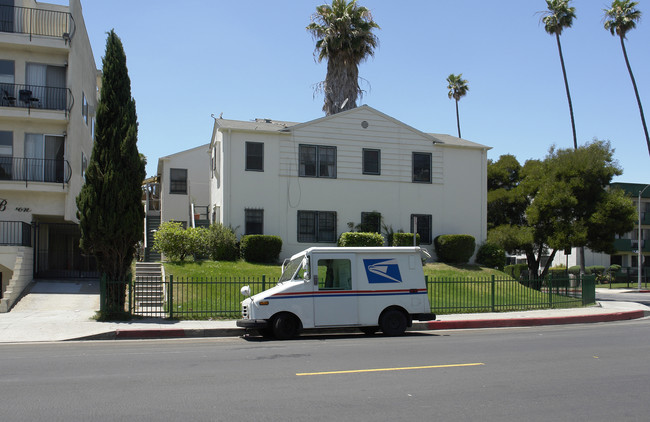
240;235;282;263
338;232;384;247
475;243;506;270
392;232;420;246
434;234;475;264
504;263;529;279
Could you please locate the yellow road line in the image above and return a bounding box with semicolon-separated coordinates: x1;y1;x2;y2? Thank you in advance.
296;362;485;376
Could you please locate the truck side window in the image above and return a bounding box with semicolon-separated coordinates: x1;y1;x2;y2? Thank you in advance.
317;259;351;290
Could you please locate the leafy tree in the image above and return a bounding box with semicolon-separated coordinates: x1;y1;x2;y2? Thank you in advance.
76;30;145;312
487;141;636;277
307;0;379;116
487;155;529;230
604;0;649;157
446;74;469;138
541;0;578;150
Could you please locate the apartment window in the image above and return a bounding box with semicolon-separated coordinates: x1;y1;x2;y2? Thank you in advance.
245;209;264;235
410;214;432;244
25;134;65;182
362;148;380;175
298;211;337;243
169;168;187;194
299;145;336;178
0;131;12;179
360;212;381;233
81;152;88;179
245;142;264;171
26;63;66;110
412;152;432;183
0;60;15;106
82;92;88;124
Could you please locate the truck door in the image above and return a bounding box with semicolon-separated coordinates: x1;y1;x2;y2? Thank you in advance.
312;254;359;326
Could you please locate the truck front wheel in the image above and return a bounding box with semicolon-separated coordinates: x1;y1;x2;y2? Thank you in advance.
272;313;300;340
380;309;407;336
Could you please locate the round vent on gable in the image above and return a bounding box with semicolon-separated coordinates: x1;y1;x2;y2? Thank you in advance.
361;121;369;129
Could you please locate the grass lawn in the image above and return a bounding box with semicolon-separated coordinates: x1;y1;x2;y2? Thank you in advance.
159;260;585;319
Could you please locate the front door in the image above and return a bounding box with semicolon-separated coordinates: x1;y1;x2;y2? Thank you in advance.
312;254;358;326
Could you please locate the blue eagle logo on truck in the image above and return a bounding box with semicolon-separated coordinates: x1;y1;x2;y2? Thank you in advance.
364;259;403;283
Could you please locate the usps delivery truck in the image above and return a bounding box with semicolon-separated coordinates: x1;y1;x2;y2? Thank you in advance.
236;247;436;339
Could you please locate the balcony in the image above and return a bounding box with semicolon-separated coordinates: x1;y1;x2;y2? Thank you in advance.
0;4;75;42
0;157;71;184
0;221;31;247
1;83;73;116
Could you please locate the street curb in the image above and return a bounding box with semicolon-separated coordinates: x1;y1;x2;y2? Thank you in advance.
70;310;649;341
414;310;649;331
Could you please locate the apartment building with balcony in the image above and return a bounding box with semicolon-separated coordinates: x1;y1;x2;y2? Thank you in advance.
208;105;490;260
551;182;650;275
0;0;98;311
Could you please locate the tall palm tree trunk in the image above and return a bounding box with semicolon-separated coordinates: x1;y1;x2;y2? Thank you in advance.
556;33;578;150
455;99;461;138
619;35;650;157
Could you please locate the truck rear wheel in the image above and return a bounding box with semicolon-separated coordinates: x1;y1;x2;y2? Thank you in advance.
272;313;299;340
380;309;407;336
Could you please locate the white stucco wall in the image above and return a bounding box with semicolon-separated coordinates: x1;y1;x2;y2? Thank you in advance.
158;144;210;226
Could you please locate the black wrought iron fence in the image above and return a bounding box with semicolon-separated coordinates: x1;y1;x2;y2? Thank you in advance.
1;83;73;113
0;157;71;184
111;273;595;320
0;5;75;39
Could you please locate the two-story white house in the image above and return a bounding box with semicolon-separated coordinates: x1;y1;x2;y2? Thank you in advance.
0;0;98;311
208;105;490;260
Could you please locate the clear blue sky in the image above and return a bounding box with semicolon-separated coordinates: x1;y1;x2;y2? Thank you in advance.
61;0;650;182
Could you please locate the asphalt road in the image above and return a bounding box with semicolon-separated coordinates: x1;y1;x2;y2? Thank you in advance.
1;320;650;422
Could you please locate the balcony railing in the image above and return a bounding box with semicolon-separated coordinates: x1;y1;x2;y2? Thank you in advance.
0;157;71;184
1;83;73;115
0;221;32;247
0;5;75;41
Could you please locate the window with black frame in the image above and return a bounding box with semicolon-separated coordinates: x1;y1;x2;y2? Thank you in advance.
0;130;12;180
299;145;336;178
245;209;264;235
245;142;263;171
298;210;337;242
412;152;432;183
362;148;380;175
410;214;432;244
169;168;187;194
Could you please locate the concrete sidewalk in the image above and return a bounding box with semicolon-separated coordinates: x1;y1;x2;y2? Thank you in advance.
0;281;648;343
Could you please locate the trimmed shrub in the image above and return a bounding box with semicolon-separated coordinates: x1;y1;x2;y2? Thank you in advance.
475;243;506;270
207;223;239;261
586;265;605;276
153;221;191;261
434;234;476;264
548;266;568;277
567;266;592;275
607;264;621;274
240;235;282;263
392;232;420;246
504;264;528;280
186;227;210;260
338;232;384;247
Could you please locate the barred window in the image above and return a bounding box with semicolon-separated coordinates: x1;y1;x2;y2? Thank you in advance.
362;148;380;175
245;209;264;235
299;145;336;178
298;210;337;243
410;214;432;244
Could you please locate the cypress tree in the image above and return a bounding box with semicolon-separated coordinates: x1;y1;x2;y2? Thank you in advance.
76;30;145;313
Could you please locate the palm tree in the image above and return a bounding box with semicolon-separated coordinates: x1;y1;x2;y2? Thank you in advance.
446;74;469;138
541;0;578;150
604;1;650;157
307;0;379;116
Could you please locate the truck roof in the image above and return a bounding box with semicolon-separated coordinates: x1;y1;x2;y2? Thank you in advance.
291;246;428;260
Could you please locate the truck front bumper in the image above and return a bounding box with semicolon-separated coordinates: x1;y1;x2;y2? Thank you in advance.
236;319;268;329
411;313;436;321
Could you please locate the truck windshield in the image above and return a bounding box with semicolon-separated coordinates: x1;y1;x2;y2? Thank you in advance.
279;255;304;282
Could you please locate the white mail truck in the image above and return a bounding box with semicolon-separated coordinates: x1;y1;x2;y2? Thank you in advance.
236;247;436;339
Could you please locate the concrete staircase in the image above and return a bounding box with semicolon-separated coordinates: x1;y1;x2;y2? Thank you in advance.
133;262;165;316
144;216;161;262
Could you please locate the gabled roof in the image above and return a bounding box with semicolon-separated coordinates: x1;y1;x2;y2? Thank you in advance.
212;105;490;150
285;105;439;143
